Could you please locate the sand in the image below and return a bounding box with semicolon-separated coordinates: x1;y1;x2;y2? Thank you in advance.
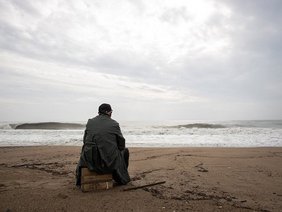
0;146;281;212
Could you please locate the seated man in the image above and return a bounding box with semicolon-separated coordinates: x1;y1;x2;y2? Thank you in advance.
76;103;130;186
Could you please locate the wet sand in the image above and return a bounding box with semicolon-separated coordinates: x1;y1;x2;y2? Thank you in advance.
0;146;281;211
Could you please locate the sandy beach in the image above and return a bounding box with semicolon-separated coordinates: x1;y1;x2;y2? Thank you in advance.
0;146;281;212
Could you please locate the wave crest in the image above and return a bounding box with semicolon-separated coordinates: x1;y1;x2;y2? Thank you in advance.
14;122;85;130
170;123;226;129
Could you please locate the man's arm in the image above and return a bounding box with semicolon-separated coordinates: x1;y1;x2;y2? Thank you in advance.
115;124;125;150
83;130;87;144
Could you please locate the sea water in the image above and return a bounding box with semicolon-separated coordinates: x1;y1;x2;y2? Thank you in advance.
0;120;281;147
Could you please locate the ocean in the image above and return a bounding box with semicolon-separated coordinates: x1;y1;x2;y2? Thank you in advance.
0;120;281;147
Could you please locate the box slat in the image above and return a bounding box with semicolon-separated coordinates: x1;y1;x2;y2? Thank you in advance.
82;175;112;184
81;168;100;176
80;168;113;192
81;181;113;192
81;168;112;178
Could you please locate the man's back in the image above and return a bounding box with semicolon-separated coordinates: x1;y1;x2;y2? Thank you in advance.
85;114;125;150
83;114;125;170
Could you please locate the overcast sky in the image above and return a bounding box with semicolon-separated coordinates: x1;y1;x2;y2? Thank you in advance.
0;0;281;122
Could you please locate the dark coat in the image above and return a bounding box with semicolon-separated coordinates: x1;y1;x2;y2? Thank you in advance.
76;114;130;185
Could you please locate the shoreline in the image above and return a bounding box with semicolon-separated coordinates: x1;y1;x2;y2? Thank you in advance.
1;145;281;148
1;146;282;211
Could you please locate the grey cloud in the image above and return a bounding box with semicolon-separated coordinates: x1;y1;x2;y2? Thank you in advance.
221;1;282;100
1;0;282;121
150;47;282;105
0;2;87;61
224;0;282;54
0;68;81;103
0;1;157;81
127;0;146;15
225;0;282;22
8;0;40;16
155;0;282;103
88;51;159;79
160;6;191;25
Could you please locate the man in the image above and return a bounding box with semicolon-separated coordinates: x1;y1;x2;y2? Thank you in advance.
76;103;130;186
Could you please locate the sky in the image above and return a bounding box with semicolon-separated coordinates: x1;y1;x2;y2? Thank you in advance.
0;0;282;122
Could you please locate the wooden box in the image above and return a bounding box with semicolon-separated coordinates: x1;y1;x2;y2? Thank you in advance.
81;168;113;192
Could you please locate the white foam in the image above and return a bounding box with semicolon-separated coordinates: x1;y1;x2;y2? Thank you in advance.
0;121;282;147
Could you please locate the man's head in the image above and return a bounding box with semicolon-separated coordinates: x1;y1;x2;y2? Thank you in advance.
98;103;112;117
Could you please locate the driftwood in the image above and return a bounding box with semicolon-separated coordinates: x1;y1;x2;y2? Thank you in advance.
123;181;166;191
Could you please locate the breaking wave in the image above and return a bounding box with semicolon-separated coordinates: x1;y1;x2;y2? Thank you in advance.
169;123;226;129
12;122;85;130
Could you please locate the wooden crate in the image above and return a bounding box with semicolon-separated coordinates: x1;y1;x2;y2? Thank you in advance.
81;168;113;192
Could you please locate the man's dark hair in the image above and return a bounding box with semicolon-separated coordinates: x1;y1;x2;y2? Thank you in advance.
98;103;112;115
